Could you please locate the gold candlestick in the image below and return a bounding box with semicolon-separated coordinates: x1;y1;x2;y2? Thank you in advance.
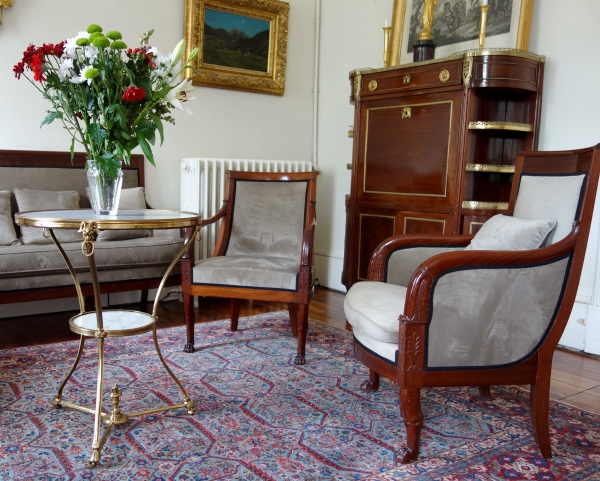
478;4;491;49
383;26;392;67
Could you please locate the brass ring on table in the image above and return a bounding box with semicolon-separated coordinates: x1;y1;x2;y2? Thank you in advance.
43;228;50;238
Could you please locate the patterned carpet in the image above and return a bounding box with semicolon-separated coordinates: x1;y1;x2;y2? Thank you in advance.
1;311;599;480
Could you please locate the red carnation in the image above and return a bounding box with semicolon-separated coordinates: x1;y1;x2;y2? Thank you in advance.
30;53;45;83
122;86;146;102
13;62;25;79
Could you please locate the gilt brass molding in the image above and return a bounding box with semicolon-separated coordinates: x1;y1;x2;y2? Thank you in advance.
439;69;450;83
0;0;12;24
465;164;516;173
462;58;473;85
468;121;533;132
462;201;509;210
368;80;378;91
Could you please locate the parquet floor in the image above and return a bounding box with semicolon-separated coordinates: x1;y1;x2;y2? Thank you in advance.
1;287;599;414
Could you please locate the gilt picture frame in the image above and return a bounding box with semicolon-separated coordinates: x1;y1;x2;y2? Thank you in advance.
183;0;289;96
390;0;534;66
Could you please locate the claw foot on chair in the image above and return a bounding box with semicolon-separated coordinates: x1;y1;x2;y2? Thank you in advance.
294;354;305;365
183;343;194;353
360;380;379;392
395;445;418;465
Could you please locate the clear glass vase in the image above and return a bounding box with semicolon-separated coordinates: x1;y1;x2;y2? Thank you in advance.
86;159;123;216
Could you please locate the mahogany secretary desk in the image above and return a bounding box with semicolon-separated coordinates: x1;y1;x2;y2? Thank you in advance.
342;49;545;289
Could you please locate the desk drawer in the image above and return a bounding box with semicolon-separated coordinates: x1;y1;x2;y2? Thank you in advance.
361;60;462;96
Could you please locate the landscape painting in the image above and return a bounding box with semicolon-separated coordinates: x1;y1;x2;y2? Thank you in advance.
203;8;271;73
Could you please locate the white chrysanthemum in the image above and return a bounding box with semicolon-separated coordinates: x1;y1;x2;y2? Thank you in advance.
84;46;99;62
70;65;94;85
63;31;90;57
57;58;74;82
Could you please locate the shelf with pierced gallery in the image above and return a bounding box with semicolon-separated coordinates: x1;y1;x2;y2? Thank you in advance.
14;208;201;468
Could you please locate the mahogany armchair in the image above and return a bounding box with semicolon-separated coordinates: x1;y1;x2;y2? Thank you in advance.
344;145;600;463
181;170;319;364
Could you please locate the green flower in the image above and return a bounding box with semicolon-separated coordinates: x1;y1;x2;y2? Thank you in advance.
110;41;127;50
84;68;99;80
92;36;110;49
106;30;122;41
89;32;103;42
76;38;90;46
87;24;103;34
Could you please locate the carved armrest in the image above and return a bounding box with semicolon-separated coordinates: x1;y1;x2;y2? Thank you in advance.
368;234;473;282
300;204;317;266
201;202;228;227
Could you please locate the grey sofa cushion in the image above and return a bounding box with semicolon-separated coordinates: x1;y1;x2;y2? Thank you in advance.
14;188;81;245
0;236;182;282
193;255;304;290
0;191;20;246
465;214;557;251
88;187;152;241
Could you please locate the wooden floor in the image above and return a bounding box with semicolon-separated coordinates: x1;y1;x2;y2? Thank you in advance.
1;287;599;415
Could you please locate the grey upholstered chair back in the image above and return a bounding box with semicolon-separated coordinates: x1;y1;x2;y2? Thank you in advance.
513;173;586;245
225;180;308;259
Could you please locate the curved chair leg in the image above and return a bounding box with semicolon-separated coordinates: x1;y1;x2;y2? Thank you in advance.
288;303;299;337
294;303;309;365
531;379;552;458
360;369;380;392
396;387;423;465
230;299;241;332
478;385;493;400
183;294;195;353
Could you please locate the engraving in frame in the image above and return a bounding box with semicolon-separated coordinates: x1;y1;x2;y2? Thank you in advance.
468;121;533;132
357;213;396;281
439;69;450;83
403;74;411;84
363;101;453;197
183;0;289;96
462;201;509;210
403;216;445;234
368;80;378;91
401;107;411;119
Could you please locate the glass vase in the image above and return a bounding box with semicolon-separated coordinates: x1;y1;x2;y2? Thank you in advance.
86;159;123;216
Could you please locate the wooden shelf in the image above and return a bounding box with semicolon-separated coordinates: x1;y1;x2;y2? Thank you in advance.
462;201;509;210
465;164;515;173
468;121;533;132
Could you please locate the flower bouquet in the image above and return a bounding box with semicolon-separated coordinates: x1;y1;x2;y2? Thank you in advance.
14;25;198;215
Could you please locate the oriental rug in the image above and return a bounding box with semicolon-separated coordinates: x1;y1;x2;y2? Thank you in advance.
0;311;599;480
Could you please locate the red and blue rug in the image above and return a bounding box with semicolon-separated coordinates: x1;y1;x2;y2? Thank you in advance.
0;311;599;480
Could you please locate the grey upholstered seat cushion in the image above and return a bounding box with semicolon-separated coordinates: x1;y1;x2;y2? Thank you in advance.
344;281;407;343
0;236;182;291
192;255;304;290
0;191;20;246
14;188;82;244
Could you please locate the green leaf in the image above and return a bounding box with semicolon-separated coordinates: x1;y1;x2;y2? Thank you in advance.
88;123;106;148
149;113;164;146
40;111;62;128
135;129;155;166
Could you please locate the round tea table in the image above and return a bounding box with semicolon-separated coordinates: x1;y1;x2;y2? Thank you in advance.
15;209;201;468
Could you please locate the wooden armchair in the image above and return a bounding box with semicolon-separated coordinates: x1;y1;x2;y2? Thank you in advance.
181;170;319;364
343;145;600;463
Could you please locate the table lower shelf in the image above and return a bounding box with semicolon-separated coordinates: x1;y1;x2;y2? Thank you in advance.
69;309;155;337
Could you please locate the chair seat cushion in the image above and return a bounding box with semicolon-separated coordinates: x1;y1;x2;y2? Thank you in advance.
344;281;407;343
192;255;302;290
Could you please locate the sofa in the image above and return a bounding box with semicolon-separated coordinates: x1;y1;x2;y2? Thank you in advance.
0;150;194;313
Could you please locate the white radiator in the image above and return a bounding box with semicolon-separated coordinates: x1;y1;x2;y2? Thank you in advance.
181;158;313;261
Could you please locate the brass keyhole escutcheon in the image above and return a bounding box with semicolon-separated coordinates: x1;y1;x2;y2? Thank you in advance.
439;69;450;83
402;107;411;119
368;80;378;91
403;74;411;85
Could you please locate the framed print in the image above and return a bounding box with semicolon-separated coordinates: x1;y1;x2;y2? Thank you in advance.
391;0;534;65
183;0;289;96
